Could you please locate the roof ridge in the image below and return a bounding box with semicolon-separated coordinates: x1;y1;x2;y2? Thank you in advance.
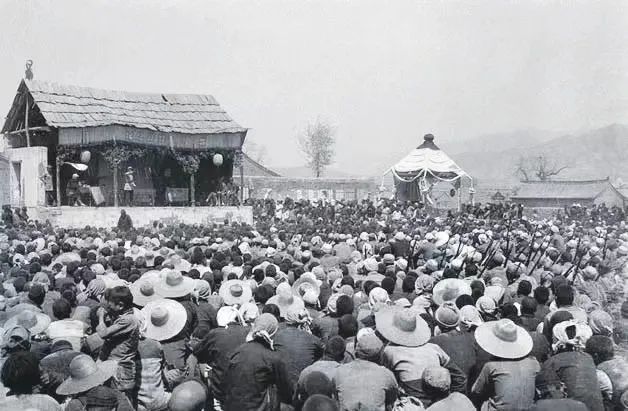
520;178;609;184
26;79;218;101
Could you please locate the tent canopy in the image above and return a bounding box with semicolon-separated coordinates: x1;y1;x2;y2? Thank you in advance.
384;134;472;203
387;134;470;183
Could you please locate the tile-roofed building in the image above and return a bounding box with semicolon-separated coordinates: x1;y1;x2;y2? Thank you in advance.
511;178;627;209
2;79;247;149
1;78;248;207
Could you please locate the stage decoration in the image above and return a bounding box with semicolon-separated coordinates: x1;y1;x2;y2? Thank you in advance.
213;153;224;167
80;150;91;163
172;151;201;207
65;162;89;172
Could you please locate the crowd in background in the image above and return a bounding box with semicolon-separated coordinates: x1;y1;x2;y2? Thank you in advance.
0;198;627;410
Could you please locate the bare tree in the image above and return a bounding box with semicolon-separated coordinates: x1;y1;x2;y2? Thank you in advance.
515;156;531;182
534;155;568;181
298;119;336;178
242;140;267;164
515;154;567;182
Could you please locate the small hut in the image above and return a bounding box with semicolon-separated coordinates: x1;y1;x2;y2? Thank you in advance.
1;79;247;206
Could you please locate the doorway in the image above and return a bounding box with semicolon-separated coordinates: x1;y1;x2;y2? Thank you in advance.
11;161;22;206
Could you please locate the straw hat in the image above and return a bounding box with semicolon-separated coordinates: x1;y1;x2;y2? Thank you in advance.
432;278;472;306
375;306;430;347
53;252;81;266
124;245;145;261
4;310;51;335
56;354;117;396
141;299;187;341
475;319;533;359
164;255;192;273
130;278;161;307
267;282;305;317
219;279;253;306
155;270;195;298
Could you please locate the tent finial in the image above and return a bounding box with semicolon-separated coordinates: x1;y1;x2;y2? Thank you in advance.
424;134;434;142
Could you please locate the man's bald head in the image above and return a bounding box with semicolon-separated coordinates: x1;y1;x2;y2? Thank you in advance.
168;380;207;411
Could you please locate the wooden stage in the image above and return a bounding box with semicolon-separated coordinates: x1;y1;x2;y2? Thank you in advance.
27;206;253;228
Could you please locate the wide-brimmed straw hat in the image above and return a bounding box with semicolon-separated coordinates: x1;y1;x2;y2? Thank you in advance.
130;278;161;306
155;270;195;298
375;305;430;347
4;310;51;335
219;279;253;306
164;255;192;273
267;282;305;317
56;354;117;396
475;319;533;359
432;278;472;306
141;299;187;341
53;252;81;266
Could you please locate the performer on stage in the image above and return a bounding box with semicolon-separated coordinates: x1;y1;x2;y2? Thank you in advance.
124;166;136;207
40;165;55;206
66;174;86;206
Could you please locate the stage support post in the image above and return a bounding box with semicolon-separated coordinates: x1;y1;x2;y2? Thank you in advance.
190;173;196;207
113;165;119;207
55;157;61;207
239;150;244;204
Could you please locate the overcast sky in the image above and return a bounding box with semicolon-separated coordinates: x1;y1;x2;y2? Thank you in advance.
1;0;627;175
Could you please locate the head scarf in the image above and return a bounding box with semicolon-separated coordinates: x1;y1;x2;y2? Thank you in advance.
239;302;259;323
368;287;390;310
285;307;313;333
476;296;497;315
459;305;483;331
86;278;106;299
552;320;593;352
588;309;613;337
193;279;211;302
247;313;279;350
415;274;435;295
217;306;244;327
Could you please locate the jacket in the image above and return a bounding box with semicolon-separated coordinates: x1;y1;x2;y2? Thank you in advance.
274;326;325;390
540;351;604;411
223;340;293;411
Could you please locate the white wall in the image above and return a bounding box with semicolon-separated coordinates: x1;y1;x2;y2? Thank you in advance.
6;146;48;207
29;206;253;228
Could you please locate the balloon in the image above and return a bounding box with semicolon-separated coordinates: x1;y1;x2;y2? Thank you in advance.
80;150;91;163
213;153;223;166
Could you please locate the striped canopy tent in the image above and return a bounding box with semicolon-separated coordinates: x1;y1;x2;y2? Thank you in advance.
384;134;472;203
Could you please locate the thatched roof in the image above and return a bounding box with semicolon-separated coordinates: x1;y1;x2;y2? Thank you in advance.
2;80;246;135
512;178;620;200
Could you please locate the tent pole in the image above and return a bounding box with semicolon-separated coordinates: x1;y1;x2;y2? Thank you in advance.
458;180;462;212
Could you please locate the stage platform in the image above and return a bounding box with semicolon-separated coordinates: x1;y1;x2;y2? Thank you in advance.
28;206;253;228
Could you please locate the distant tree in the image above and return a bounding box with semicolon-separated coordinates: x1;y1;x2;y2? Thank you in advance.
515;154;567;182
515;156;531;182
242;140;267;164
298;119;336;178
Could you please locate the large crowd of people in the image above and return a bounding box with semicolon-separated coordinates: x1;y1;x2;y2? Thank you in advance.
0;198;627;410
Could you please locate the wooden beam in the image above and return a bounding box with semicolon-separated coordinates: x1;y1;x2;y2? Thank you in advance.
25;93;30;147
5;126;50;136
